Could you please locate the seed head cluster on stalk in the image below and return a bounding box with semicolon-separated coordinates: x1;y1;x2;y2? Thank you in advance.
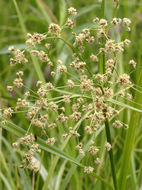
0;7;136;173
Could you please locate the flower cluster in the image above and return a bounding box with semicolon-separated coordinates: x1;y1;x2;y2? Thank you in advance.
13;134;41;172
1;7;135;175
9;48;28;66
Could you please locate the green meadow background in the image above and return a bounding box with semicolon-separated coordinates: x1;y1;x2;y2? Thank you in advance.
0;0;142;190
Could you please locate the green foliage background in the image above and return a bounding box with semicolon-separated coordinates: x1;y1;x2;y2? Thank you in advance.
0;0;142;190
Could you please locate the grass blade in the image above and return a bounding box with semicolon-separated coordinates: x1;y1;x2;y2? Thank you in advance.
109;99;142;113
12;0;45;82
1;122;82;167
118;71;142;190
2;137;31;190
0;172;12;190
35;0;52;24
58;0;66;25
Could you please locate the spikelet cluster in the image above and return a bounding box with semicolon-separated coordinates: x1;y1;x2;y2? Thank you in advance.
1;7;135;174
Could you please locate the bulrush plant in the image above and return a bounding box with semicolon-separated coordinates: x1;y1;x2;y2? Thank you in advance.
1;4;142;190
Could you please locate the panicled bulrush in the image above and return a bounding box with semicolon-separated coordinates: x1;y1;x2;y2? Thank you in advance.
58;65;67;73
12;134;41;171
111;18;122;25
8;46;15;52
13;78;23;88
129;59;137;68
7;85;13;92
90;54;99;62
48;23;61;36
10;49;28;66
56;113;68;122
16;98;29;110
117;73;131;86
70;112;81;121
84;166;94;174
76;142;83;150
122;18;131;31
65;18;75;29
63;95;71;103
67;79;75;88
105;142;112;151
68;7;77;15
112;120;123;128
26;33;47;46
3;108;13;118
69;127;80;137
94;157;101;164
85;126;93;134
46;137;56;145
106;59;115;68
99;19;108;27
3;6;136;174
88;146;99;155
80;76;93;91
48;123;56;129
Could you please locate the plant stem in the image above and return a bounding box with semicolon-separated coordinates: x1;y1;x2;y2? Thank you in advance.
105;119;118;190
101;0;105;18
32;172;35;190
100;1;118;189
99;0;106;74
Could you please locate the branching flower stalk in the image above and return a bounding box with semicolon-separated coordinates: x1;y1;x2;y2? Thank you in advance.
0;3;138;189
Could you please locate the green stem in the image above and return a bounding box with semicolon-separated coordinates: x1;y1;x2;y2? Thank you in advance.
59;37;93;77
100;1;118;189
99;0;106;74
99;38;105;74
105;119;118;190
118;71;142;190
47;36;92;77
101;0;105;18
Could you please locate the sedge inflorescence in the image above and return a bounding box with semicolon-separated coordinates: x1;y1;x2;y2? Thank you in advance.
1;7;136;173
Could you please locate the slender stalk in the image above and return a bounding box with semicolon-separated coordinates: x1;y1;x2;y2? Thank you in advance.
59;37;93;77
100;1;118;189
32;172;35;190
47;36;93;77
101;0;105;18
105;119;118;190
99;0;106;74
